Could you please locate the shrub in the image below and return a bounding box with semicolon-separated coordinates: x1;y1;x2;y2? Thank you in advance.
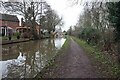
79;27;101;45
15;32;21;39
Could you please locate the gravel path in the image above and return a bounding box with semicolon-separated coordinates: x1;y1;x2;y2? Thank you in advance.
42;38;101;78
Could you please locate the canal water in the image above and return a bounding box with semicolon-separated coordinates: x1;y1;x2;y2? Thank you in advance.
0;38;66;78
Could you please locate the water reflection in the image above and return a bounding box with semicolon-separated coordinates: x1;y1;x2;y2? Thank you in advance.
55;38;66;49
1;38;66;78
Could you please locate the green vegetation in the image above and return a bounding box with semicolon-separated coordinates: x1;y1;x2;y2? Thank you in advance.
1;36;8;40
62;37;70;50
79;27;101;45
107;2;120;62
14;32;21;39
1;34;21;40
2;36;15;40
72;37;120;77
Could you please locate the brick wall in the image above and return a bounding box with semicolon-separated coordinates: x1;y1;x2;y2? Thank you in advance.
0;20;19;29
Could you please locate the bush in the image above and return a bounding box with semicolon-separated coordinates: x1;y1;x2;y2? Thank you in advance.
79;27;101;45
21;32;31;38
15;32;21;39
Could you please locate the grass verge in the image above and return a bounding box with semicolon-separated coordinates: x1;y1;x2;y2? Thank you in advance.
72;36;120;78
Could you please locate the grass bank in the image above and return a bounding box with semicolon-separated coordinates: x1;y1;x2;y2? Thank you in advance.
35;36;70;78
72;37;120;78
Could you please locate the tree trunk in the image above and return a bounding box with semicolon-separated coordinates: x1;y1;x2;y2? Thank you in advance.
32;25;38;40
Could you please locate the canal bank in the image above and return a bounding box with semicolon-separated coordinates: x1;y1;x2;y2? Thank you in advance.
1;39;31;45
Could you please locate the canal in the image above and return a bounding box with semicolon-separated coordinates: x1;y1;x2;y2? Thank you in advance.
0;38;66;78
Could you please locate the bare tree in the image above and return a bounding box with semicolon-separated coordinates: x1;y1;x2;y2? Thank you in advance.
40;5;64;34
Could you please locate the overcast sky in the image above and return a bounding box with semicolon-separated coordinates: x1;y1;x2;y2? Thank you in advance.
45;0;84;31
